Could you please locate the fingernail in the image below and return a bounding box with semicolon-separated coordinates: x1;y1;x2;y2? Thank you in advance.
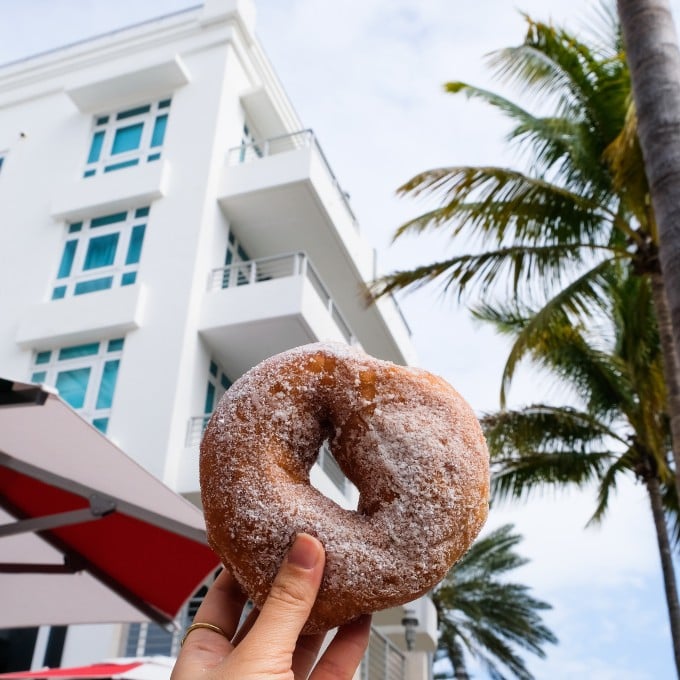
287;533;321;570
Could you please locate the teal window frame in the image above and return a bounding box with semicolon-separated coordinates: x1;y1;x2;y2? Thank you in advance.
30;338;125;434
204;360;232;415
52;207;149;300
222;232;251;288
84;99;171;177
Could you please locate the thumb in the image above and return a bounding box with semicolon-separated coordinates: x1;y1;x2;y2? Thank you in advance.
239;533;325;656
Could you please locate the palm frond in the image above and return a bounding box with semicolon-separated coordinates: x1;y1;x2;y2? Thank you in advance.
395;166;618;247
370;242;616;305
491;450;615;503
482;404;621;455
472;258;616;405
587;448;638;525
434;525;556;680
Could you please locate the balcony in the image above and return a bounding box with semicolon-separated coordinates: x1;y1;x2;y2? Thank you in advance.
372;597;438;653
218;129;374;285
218;130;416;366
198;252;358;379
359;627;406;680
226;129;359;228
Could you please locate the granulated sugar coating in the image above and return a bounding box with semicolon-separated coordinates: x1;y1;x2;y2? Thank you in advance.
200;342;490;634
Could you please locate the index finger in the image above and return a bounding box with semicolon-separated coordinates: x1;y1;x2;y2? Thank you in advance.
191;568;249;642
239;534;325;655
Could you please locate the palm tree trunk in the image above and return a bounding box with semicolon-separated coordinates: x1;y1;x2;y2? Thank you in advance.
645;470;680;678
650;273;680;497
448;638;471;680
618;0;680;398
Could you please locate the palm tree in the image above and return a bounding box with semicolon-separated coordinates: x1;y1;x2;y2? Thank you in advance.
618;0;680;379
369;3;680;500
432;524;556;680
478;265;680;675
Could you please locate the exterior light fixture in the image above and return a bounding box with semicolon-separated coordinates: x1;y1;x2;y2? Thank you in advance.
401;608;419;651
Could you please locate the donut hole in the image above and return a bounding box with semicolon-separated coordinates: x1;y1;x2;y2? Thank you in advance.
310;440;359;511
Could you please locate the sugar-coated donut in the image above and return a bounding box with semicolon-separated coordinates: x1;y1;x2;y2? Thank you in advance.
200;342;489;634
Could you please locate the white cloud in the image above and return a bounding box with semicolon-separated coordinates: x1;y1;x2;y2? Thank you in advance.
485;477;660;594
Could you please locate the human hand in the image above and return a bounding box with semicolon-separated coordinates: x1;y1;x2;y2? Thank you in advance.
171;533;371;680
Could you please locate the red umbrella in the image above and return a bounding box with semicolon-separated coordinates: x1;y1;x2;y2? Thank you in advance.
0;377;220;628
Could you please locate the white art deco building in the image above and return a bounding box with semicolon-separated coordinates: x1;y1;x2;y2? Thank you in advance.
0;1;437;678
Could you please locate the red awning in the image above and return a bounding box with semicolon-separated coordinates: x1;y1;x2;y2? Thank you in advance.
0;662;142;678
0;378;221;628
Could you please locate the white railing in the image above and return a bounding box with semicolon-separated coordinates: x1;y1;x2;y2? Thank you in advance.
186;415;210;447
227;129;360;232
208;252;357;346
361;627;407;680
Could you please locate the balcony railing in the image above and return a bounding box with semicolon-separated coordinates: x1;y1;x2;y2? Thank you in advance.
227;129;360;232
360;627;406;680
186;415;210;447
208;252;357;346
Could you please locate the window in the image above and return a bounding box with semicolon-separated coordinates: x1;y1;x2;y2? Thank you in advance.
221;231;251;287
186;359;232;446
30;338;124;433
0;154;5;174
205;359;232;415
52;206;149;299
238;123;263;163
125;582;211;657
84;99;171;177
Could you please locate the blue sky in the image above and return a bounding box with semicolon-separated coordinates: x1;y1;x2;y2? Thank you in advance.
1;0;679;677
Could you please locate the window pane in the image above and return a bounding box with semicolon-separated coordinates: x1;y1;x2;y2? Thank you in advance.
111;123;144;155
55;367;91;409
57;241;78;279
108;338;124;352
91;212;127;228
104;159;139;172
116;105;151;120
52;286;67;299
58;343;99;360
121;272;137;286
74;277;113;295
150;114;168;148
125;224;146;265
84;233;119;270
204;383;215;414
31;371;47;383
92;417;109;433
96;359;120;409
87;131;105;164
35;351;52;364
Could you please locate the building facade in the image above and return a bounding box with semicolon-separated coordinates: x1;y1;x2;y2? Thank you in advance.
0;1;436;678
